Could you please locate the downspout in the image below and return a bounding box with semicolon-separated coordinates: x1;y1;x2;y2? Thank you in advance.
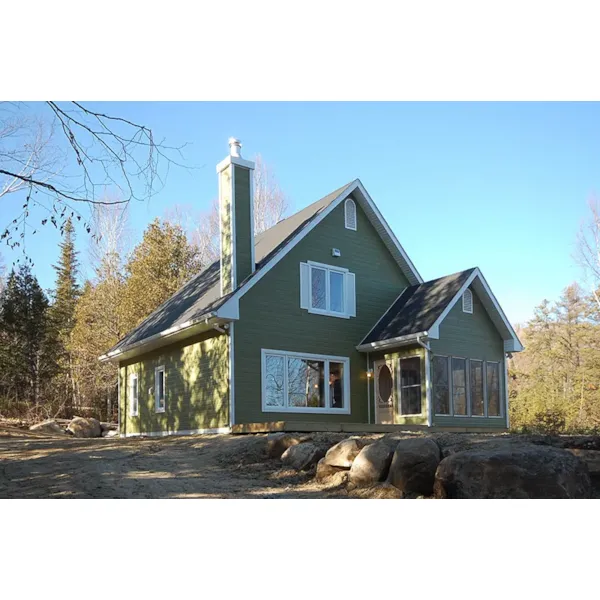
416;335;432;427
367;352;371;425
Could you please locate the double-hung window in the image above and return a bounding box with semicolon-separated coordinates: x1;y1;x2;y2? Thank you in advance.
300;261;356;318
129;373;139;417
155;366;166;413
262;349;350;414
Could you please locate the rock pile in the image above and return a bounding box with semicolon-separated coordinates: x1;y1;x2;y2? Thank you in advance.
28;417;118;439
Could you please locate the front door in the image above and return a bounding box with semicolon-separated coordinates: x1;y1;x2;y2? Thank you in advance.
374;359;395;424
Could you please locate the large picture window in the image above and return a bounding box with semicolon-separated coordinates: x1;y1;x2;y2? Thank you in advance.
262;350;350;414
399;356;422;415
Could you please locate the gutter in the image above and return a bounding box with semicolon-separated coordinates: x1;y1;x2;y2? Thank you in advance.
99;311;218;362
356;331;429;353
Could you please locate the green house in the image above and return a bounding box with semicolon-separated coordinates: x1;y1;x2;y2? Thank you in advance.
100;138;523;437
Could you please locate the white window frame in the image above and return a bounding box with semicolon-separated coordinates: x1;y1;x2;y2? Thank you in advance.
155;365;166;413
129;372;139;417
462;289;473;314
397;354;423;416
307;260;351;319
261;349;351;415
344;198;357;231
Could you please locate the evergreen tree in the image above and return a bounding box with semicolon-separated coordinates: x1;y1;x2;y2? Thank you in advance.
49;218;80;413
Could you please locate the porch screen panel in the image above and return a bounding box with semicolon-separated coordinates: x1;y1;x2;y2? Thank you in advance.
399;357;422;415
452;358;467;416
432;355;450;415
487;362;501;416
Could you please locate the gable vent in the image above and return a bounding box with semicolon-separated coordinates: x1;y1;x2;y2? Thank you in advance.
462;288;473;314
345;198;357;231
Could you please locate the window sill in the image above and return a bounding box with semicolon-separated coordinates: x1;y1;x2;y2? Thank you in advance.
130;412;139;418
263;406;351;415
307;308;350;319
155;407;166;414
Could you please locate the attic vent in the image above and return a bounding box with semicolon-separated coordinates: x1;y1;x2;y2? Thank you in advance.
462;289;473;314
345;198;357;231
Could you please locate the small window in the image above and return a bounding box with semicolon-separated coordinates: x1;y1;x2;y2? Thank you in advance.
344;198;357;230
300;261;356;318
129;373;138;417
399;356;422;415
462;289;473;313
155;366;166;413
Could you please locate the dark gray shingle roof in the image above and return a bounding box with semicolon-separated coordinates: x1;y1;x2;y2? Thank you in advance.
361;268;476;345
105;181;355;356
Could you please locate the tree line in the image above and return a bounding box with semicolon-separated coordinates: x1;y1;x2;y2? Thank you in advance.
0;156;288;423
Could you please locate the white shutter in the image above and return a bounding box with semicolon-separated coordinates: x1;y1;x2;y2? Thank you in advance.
300;262;310;309
346;272;356;317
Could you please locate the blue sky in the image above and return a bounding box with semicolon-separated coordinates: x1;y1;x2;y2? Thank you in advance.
2;102;599;325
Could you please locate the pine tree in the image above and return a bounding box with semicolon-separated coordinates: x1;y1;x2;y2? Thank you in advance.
49;218;80;413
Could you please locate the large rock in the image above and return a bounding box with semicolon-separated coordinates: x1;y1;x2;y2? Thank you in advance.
349;442;394;487
566;449;600;483
434;442;591;499
387;438;441;497
324;438;367;468
281;443;325;471
267;433;303;459
67;416;102;438
315;458;348;483
29;420;66;436
350;483;404;499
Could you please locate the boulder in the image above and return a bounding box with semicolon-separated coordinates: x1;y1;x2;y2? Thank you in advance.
102;429;119;438
567;449;600;483
351;483;404;499
434;442;591;499
387;438;441;497
281;443;325;471
67;416;102;438
324;438;368;468
349;442;394;487
29;420;66;436
267;432;303;459
100;422;117;433
315;458;348;483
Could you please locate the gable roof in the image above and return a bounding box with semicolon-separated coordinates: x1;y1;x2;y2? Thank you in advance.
358;267;523;353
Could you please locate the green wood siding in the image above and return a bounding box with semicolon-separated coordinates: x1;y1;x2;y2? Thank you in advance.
370;346;428;426
234;167;253;283
430;287;507;428
220;166;233;294
119;330;229;435
234;197;410;424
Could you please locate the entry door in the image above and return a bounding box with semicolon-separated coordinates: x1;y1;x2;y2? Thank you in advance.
374;359;395;424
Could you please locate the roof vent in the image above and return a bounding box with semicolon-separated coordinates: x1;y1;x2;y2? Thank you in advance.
229;137;242;158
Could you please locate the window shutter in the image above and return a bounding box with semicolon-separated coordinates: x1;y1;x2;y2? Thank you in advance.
346;272;356;317
300;262;310;309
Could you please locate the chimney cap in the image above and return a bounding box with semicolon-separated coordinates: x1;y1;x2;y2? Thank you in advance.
228;137;242;158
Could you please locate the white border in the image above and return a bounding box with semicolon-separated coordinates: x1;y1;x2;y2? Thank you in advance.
155;365;166;413
261;348;351;415
129;372;139;417
122;427;231;438
229;322;235;427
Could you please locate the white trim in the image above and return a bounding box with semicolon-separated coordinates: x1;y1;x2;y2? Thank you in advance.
229;322;235;427
217;178;423;318
123;427;231;438
425;348;432;426
367;352;371;425
155;365;166;413
344;197;357;231
129;372;139;417
428;268;523;351
231;165;237;290
356;331;428;352
216;155;255;173
504;356;510;428
261;348;351;415
117;368;121;433
358;287;409;346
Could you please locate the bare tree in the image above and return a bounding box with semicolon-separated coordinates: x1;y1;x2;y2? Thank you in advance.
575;196;600;309
0;101;185;251
171;154;290;268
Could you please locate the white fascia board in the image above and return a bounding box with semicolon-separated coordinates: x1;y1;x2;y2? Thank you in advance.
98;312;220;363
354;180;423;285
356;332;429;352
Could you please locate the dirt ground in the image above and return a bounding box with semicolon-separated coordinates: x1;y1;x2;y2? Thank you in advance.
1;426;598;498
